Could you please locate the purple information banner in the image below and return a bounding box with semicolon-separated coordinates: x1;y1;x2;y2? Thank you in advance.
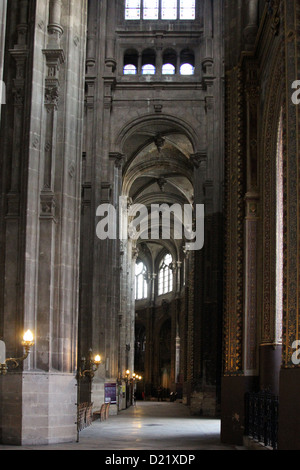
105;383;117;404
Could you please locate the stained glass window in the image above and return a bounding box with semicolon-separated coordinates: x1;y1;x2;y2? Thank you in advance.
125;0;196;21
180;0;195;19
125;0;141;20
143;0;159;19
162;0;177;20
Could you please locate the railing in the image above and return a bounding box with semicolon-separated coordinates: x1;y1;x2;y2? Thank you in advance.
245;390;279;450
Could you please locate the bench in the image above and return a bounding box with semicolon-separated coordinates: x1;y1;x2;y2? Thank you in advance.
93;402;110;422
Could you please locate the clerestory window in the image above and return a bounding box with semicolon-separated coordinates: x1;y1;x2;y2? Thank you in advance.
162;63;175;75
144;0;159;19
124;49;139;74
125;0;141;19
135;261;148;300
158;254;173;295
124;64;137;74
125;0;196;21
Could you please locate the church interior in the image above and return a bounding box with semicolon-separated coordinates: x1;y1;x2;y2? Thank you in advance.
0;0;300;451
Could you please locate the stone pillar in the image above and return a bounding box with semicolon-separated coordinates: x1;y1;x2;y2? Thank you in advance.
38;0;65;371
0;0;7;119
105;0;116;72
202;0;214;81
244;0;259;48
0;0;87;445
86;0;97;75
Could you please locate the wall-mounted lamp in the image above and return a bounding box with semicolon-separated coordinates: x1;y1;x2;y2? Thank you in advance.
0;330;34;376
77;352;102;380
132;372;142;381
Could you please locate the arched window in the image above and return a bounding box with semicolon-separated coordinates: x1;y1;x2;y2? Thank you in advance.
142;49;156;75
124;49;138;75
180;63;194;75
142;64;156;75
162;49;177;75
162;63;175;75
124;64;137;75
135;261;148;300
180;49;195;75
158;254;173;295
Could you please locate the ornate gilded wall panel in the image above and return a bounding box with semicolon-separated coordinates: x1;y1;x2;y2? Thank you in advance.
223;65;244;375
281;0;300;367
261;54;284;346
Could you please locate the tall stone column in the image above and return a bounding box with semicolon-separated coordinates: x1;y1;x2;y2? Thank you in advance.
244;0;259;49
79;0;97;371
38;0;65;372
0;0;87;445
0;0;7;120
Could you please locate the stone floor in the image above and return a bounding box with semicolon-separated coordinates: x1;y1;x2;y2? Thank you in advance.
0;401;245;451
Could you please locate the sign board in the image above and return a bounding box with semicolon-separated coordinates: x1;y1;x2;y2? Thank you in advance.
105;383;117;404
0;340;6;364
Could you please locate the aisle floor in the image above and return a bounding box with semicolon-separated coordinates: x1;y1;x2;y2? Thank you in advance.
0;401;241;451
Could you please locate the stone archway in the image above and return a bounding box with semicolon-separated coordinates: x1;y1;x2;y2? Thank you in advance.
118;115;197;400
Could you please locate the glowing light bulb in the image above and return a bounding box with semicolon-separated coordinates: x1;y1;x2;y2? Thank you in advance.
23;330;34;343
94;355;101;364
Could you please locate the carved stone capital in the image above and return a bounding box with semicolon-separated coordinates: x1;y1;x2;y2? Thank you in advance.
109;152;125;169
190;152;207;169
245;190;259;218
43;48;65;78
